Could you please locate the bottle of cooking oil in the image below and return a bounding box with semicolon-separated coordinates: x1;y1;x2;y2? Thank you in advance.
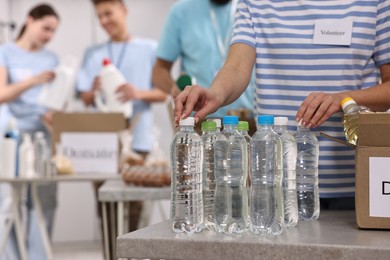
341;98;359;145
340;97;371;145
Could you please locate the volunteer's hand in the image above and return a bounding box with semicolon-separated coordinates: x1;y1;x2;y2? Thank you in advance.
174;85;222;125
42;111;54;133
296;92;347;128
116;83;139;102
80;77;100;106
30;71;55;85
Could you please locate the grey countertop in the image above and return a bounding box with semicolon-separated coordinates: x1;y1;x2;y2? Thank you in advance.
98;180;171;202
117;211;390;260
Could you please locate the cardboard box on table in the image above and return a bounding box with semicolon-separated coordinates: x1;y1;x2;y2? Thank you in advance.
52;112;128;175
323;112;390;229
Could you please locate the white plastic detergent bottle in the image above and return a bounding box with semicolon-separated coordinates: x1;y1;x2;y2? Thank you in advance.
95;58;133;118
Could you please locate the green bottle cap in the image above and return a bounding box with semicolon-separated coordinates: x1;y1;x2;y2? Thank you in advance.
176;74;193;91
201;121;217;131
237;121;249;131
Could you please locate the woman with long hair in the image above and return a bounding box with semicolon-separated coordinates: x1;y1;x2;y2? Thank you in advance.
0;4;60;260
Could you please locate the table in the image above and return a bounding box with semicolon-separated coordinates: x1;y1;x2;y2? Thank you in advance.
0;175;119;260
117;211;390;260
98;180;171;260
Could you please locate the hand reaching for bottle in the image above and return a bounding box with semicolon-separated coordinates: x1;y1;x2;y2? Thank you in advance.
296;92;347;128
174;85;223;125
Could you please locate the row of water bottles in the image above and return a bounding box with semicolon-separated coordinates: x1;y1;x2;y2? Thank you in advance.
0;118;52;178
170;115;320;235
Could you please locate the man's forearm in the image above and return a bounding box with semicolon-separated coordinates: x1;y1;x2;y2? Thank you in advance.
152;65;175;94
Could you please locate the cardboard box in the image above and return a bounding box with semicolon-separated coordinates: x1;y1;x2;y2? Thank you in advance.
323;112;390;229
52;112;128;175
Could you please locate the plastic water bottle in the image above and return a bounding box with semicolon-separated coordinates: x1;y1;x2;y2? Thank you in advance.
340;97;371;145
294;123;320;221
170;117;203;234
34;132;50;177
215;116;248;234
250;115;284;235
0;118;19;178
19;133;36;178
201;121;220;231
274;117;298;228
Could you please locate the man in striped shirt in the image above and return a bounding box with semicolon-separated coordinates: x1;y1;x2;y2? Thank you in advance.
174;0;390;209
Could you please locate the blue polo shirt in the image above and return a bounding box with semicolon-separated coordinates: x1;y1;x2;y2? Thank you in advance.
76;38;157;152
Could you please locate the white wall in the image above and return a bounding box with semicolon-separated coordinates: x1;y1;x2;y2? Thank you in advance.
0;0;175;242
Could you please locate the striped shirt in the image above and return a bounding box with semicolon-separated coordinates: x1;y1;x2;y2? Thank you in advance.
232;0;390;198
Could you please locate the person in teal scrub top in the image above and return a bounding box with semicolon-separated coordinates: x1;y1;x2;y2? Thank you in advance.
152;0;254;119
0;4;59;260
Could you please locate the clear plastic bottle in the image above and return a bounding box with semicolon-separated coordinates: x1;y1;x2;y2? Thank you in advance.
170;117;203;234
340;97;371;145
215;116;248;234
250;115;284;235
0;118;19;178
274;117;298;228
19;133;36;178
294;123;320;221
34;132;50;177
201;121;218;231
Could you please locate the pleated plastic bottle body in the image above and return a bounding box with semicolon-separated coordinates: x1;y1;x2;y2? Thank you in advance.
250;115;284;235
294;125;320;221
215;116;248;234
274;117;298;228
170;117;204;234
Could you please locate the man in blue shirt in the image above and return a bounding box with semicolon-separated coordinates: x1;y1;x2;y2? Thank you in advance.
76;0;166;257
153;0;254;120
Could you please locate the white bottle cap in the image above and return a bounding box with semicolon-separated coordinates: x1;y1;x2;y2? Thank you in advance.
207;118;221;128
179;117;195;126
274;117;288;126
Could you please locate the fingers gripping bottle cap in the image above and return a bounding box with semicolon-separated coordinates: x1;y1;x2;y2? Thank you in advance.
222;116;239;125
340;97;357;111
274;117;288;126
237;121;249;131
102;58;111;66
179;117;195;126
258;115;274;125
202;121;217;131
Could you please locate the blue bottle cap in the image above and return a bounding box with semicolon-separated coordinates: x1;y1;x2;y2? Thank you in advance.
222;116;239;125
258;115;274;125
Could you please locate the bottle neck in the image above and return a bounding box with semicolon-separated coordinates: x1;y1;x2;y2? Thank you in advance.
237;130;249;135
343;103;359;114
273;125;288;133
179;125;195;132
257;124;273;130
223;124;237;132
202;129;217;135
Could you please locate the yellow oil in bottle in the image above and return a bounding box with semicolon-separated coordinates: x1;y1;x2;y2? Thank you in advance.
343;113;359;145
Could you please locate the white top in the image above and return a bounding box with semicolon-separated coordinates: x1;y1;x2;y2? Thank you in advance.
274;117;288;126
179;117;195;126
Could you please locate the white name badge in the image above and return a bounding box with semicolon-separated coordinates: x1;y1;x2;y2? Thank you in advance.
313;20;353;46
